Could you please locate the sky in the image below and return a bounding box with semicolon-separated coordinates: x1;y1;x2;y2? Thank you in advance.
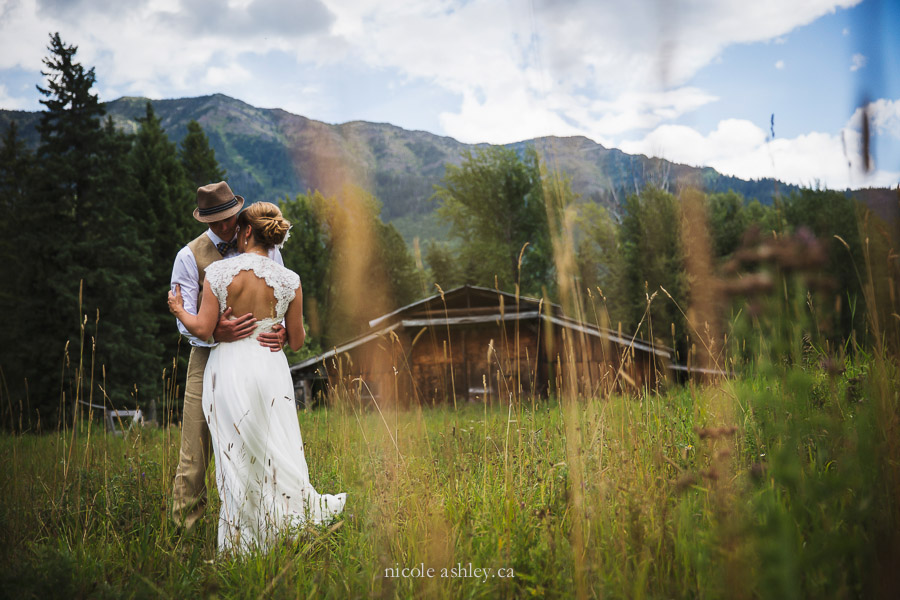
0;0;898;190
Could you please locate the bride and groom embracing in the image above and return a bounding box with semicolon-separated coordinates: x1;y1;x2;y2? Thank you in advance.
168;181;346;554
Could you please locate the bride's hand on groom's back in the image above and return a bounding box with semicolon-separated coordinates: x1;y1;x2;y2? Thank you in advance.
214;307;257;342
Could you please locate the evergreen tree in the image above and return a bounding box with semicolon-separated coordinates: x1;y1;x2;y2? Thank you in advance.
280;191;331;344
35;33;104;209
129;102;200;382
280;189;421;348
619;186;688;349
131;102;197;266
0;122;33;208
82;118;160;408
706;190;748;259
0;122;35;410
374;219;421;308
25;33;108;420
424;240;467;290
573;201;627;326
0;121;34;303
8;34;166;421
782;188;865;339
179;120;225;190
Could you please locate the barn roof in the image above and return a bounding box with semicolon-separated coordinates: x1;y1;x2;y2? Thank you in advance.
367;284;556;329
290;284;673;376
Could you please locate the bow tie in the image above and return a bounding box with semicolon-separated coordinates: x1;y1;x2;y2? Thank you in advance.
216;241;237;256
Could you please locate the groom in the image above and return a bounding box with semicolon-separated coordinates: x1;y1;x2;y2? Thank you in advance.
170;181;287;531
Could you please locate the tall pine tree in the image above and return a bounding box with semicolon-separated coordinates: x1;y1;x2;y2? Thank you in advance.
129;102;200;386
83;118;161;409
27;32;108;420
0;122;35;416
0;122;33;311
619;186;688;351
179;119;225;190
10;34;165;422
279;192;331;343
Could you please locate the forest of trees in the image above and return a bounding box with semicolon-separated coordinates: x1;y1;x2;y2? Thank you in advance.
426;146;870;365
0;33;875;430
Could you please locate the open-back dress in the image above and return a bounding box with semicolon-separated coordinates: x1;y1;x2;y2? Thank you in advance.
203;252;346;554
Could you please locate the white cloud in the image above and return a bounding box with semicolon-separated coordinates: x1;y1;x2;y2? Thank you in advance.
312;0;859;142
528;0;860;90
862;99;900;138
0;0;862;132
620;119;764;168
841;99;900;181
775;60;785;69
0;0;51;73
204;64;252;88
0;0;339;106
850;53;867;71
0;0;879;186
432;84;720;145
438;88;584;146
0;84;29;110
845;99;900;144
619;104;900;190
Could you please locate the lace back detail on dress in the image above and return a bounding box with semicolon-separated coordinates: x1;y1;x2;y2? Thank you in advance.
204;254;300;326
250;317;282;340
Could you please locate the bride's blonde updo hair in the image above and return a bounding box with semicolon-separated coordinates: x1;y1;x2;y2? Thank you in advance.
237;202;291;249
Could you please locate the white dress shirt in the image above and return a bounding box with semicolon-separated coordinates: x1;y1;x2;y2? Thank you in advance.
171;229;284;347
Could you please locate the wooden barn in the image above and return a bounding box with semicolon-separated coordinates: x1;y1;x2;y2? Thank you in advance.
290;285;675;406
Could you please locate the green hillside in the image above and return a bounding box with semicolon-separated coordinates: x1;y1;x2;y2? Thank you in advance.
1;93;802;242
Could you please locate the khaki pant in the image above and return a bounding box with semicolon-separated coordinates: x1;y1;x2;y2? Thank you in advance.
172;346;212;530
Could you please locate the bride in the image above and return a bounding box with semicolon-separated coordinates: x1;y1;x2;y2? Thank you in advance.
168;201;346;554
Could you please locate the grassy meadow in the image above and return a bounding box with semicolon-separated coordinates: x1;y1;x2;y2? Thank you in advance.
1;347;897;598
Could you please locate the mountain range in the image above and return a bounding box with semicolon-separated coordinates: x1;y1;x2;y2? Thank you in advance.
0;93;874;243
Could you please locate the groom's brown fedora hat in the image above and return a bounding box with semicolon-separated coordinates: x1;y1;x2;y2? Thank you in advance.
193;181;245;223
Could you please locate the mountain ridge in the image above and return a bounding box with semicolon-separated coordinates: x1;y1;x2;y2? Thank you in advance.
0;93;810;242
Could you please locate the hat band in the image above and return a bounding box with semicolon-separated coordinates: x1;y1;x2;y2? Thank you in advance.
198;197;239;216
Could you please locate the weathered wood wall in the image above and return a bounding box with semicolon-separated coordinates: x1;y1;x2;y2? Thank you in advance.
315;319;666;405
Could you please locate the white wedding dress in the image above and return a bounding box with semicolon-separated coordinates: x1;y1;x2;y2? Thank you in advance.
203;253;346;554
